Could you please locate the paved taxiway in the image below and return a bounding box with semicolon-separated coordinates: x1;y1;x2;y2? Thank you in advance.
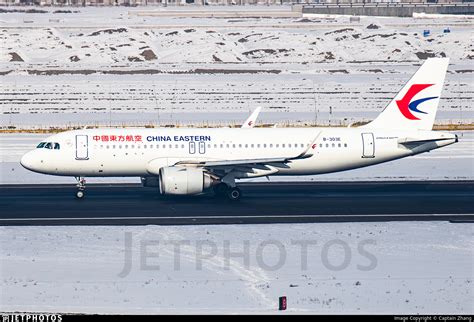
1;181;473;226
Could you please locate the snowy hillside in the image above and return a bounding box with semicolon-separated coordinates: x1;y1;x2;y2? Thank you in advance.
2;23;472;66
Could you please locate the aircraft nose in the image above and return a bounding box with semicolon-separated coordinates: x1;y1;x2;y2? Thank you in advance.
20;151;37;171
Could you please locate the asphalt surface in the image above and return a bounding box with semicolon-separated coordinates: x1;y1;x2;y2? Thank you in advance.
1;181;473;226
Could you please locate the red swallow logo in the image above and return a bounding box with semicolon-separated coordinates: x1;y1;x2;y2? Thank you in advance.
396;84;438;120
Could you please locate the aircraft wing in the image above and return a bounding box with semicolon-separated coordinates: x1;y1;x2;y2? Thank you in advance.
241;106;261;128
174;152;312;168
172;132;321;178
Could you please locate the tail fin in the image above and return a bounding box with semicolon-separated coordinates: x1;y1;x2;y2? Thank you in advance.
241;106;262;128
363;58;449;131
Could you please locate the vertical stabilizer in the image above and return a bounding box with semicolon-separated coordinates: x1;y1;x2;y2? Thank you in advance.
242;106;262;128
363;58;449;130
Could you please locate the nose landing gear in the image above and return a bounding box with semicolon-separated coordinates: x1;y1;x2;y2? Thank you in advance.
75;177;86;199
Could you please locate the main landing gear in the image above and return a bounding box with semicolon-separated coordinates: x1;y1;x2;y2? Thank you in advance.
213;182;242;201
75;177;86;199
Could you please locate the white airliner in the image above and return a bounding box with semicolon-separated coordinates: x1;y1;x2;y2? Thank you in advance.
21;58;457;200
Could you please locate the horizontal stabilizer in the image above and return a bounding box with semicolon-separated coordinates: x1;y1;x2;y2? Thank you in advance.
398;136;457;148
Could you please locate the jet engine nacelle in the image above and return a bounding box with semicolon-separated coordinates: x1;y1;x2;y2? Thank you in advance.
158;166;216;195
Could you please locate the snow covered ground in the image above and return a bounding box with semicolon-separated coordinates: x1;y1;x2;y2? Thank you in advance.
0;222;472;314
1;6;472;66
0;131;472;184
1;70;472;128
1;6;472;128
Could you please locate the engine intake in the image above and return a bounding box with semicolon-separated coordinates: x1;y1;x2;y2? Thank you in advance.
159;166;216;195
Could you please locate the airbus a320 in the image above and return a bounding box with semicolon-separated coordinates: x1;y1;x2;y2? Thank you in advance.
20;58;458;200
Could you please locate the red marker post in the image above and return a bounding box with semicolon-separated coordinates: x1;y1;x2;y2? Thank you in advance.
279;296;287;311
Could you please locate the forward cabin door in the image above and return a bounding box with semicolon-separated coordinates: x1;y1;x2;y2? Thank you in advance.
361;133;375;158
75;135;89;160
189;141;196;154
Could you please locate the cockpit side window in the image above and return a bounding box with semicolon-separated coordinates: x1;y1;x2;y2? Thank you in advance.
36;142;60;149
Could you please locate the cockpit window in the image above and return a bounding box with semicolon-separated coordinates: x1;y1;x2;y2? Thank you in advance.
37;142;60;150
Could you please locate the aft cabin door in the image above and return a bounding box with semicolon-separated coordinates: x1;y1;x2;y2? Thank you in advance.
75;135;89;160
199;141;206;154
361;133;375;158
